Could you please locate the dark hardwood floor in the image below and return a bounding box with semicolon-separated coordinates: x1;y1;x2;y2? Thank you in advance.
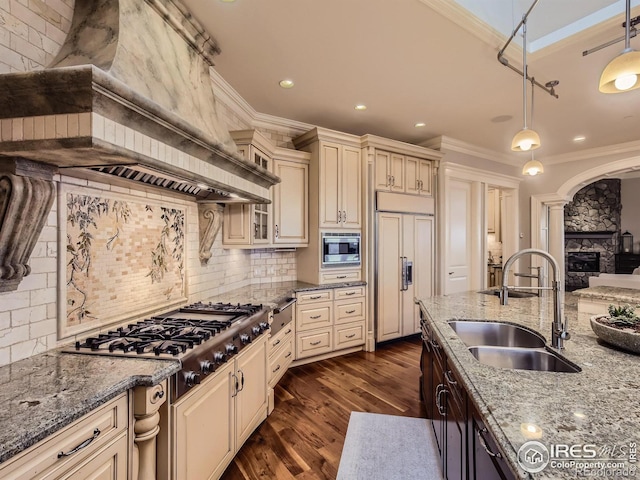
221;336;426;480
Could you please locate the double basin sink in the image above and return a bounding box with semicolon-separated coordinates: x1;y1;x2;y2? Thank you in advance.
448;320;580;373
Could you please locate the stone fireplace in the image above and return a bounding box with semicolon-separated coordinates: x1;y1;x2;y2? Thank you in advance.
564;179;621;291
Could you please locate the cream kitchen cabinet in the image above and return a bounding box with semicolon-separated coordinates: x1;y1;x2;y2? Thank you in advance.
223;133;310;249
0;393;129;480
375;151;432;196
405;156;432;196
267;319;294;415
294;285;366;363
293;128;362;230
272;148;310;247
223;130;275;247
172;335;267;480
374;150;405;192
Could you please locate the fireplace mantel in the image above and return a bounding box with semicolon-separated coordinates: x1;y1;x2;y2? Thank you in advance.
564;232;615;239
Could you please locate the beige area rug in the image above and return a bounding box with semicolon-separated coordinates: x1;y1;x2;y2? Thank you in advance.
336;412;443;480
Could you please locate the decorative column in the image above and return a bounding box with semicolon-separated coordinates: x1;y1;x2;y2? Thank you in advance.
197;201;224;264
547;201;568;287
133;381;167;480
0;158;56;292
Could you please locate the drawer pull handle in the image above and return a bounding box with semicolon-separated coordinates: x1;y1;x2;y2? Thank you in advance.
58;428;101;458
310;295;322;300
337;275;347;279
310;340;322;346
477;428;502;458
285;351;292;358
153;389;165;401
285;328;292;335
445;370;457;386
345;333;356;339
272;339;281;347
345;292;356;296
273;364;281;373
345;309;356;314
310;315;321;319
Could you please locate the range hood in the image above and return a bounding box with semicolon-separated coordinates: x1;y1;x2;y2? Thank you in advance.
0;0;280;291
0;0;279;204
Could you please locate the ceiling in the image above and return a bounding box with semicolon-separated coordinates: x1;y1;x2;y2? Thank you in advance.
181;0;640;162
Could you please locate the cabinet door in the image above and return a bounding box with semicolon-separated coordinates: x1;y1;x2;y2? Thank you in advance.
431;342;446;462
273;159;308;245
319;142;341;228
173;362;235;480
420;334;433;419
374;151;391;191
236;337;268;449
341;145;362;228
417;159;432;196
405;156;420;195
445;368;466;480
223;204;251;246
376;213;402;342
412;216;434;333
390;153;405;192
469;407;515;480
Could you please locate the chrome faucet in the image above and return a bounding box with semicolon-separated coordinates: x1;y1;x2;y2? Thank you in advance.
500;248;570;349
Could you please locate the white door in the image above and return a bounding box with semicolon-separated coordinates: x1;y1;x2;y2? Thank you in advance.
376;212;402;342
446;179;472;294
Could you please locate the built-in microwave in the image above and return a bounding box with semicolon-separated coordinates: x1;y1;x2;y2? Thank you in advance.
321;232;361;268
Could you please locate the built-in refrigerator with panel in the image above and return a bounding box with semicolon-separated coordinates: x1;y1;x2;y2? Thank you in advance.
376;205;434;342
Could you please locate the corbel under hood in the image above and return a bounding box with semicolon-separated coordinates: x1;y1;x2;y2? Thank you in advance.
0;0;279;204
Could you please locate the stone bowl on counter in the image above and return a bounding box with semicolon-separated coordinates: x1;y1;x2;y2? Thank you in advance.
590;315;640;354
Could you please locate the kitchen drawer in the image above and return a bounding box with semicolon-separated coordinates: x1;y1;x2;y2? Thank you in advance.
52;432;128;480
297;301;332;331
334;285;365;300
334;322;365;350
268;324;294;354
320;270;360;284
0;393;128;480
269;336;294;387
296;328;333;360
296;289;333;304
334;298;365;325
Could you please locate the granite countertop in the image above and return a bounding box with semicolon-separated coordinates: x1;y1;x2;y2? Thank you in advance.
572;285;640;303
0;279;367;465
0;351;180;464
417;291;640;479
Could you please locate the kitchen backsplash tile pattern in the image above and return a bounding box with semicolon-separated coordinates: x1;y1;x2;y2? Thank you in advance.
62;187;187;339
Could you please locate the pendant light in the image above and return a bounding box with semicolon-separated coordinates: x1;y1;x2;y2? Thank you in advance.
522;77;544;175
599;0;640;93
511;17;541;152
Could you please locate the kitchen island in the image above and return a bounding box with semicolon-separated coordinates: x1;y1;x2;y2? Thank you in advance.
418;290;640;479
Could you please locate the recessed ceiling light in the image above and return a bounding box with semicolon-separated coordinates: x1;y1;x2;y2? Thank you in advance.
414;122;426;128
354;104;367;111
279;79;294;89
573;135;586;142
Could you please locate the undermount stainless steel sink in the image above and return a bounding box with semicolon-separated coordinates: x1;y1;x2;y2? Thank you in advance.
448;320;546;348
468;346;581;373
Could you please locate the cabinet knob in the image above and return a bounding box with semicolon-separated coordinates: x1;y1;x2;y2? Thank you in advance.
275;224;279;238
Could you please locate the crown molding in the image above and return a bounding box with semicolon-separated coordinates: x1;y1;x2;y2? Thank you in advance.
442;162;521;188
253;111;313;138
360;134;443;160
422;135;515;165
544;139;640;165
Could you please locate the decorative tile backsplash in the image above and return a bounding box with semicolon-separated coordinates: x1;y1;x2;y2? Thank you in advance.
61;187;187;339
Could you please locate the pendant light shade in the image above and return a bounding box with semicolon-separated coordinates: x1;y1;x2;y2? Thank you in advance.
599;48;640;93
522;158;544;176
599;0;640;93
512;128;541;151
